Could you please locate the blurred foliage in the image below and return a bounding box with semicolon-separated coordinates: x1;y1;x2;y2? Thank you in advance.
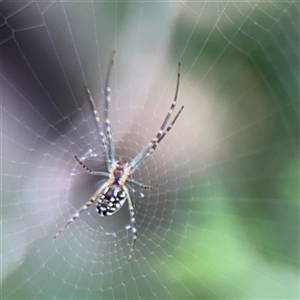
166;3;299;298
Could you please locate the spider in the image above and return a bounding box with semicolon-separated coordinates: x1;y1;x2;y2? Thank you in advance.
54;51;184;261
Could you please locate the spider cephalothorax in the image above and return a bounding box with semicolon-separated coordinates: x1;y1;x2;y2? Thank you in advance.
54;51;184;261
110;160;130;184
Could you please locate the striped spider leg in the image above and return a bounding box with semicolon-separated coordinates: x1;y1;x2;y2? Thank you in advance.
54;52;184;261
129;63;184;173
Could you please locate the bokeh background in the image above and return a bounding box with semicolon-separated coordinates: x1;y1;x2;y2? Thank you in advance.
1;1;299;299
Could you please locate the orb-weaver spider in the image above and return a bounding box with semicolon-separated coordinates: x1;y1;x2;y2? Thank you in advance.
54;51;184;261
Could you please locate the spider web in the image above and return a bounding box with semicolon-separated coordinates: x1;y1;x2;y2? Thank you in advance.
1;1;299;299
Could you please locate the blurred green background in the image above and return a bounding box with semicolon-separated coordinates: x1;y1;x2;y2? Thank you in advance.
1;1;299;299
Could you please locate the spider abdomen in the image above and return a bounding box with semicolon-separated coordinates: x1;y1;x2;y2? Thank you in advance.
96;185;127;216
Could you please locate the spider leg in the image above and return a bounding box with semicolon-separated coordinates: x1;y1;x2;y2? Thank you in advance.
104;50;116;168
130;105;184;173
123;186;137;261
153;105;185;150
127;178;155;190
129;63;181;173
54;182;109;239
74;155;110;177
157;62;181;139
85;87;110;171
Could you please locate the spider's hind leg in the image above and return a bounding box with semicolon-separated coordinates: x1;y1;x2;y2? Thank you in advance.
54;182;109;239
123;186;137;262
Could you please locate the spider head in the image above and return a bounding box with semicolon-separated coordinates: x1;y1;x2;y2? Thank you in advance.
113;159;129;181
115;159;128;170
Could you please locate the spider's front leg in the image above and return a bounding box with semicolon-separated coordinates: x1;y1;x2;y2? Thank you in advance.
129;63;183;173
104;50;116;167
85;87;110;171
